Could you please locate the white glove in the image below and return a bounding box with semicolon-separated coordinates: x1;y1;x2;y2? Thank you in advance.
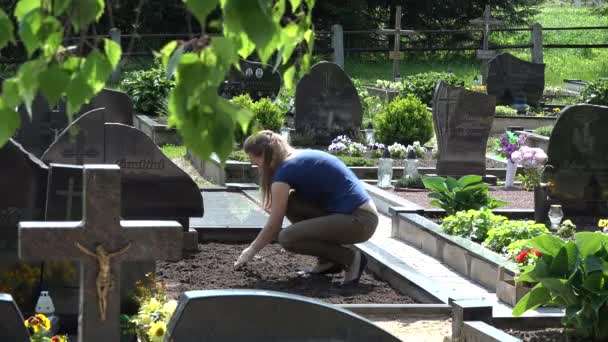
234;246;257;268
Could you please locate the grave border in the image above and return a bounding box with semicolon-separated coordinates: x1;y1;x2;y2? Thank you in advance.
132;114;182;146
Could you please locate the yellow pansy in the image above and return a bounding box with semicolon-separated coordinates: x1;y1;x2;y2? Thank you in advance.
599;219;608;228
24;314;50;333
162;300;177;315
147;321;167;342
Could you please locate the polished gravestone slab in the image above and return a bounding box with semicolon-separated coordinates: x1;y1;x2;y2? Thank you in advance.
0;293;29;341
190;191;269;228
486;52;545;107
219;59;282;101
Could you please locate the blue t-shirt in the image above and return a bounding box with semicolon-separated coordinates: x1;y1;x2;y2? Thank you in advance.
272;150;370;214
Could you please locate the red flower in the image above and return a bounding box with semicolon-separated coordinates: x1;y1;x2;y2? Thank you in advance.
531;249;542;257
516;250;530;263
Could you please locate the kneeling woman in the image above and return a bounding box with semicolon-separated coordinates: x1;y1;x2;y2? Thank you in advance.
234;130;379;285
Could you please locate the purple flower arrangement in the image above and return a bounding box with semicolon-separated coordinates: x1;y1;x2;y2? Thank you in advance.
494;131;526;161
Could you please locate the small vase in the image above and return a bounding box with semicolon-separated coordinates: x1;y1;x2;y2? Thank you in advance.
505;159;517;188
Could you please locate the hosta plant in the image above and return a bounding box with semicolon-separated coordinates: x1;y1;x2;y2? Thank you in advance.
440;208;506;242
513;232;608;340
422;175;506;215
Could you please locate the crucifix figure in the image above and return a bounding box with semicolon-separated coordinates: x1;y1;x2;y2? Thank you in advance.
469;5;503;84
376;6;415;81
19;165;183;342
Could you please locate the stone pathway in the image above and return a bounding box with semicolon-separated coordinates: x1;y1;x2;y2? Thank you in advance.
358;213;563;318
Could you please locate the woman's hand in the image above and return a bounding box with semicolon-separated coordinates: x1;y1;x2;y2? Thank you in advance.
234;246;257;268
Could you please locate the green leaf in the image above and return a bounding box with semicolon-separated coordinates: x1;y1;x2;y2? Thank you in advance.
38;16;63;58
18;10;41;57
65;73;94;115
72;0;104;33
17;59;45;114
53;0;71;16
1;79;21;109
166;44;184;79
513;283;551;316
280;23;300;64
585;256;608;274
583;272;608;293
422;176;446;191
0;9;15;49
184;0;219;26
14;0;41;21
38;65;70;107
104;38;122;69
0;99;20;148
283;64;296;91
235;31;255;59
160;41;178;69
528;234;566;257
458;175;483;187
550;241;578;278
289;0;302;10
81;50;112;93
576;232;608;258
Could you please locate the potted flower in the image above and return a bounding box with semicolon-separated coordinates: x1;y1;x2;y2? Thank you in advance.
496;242;541;306
494;130;526;188
510;146;549;191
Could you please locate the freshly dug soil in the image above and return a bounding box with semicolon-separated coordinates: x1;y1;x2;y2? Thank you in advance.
391;186;535;210
504;328;593;342
156;242;417;304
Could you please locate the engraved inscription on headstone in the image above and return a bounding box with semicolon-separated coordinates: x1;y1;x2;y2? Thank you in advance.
220;59;282;101
295;62;364;145
433;81;496;177
486;53;545;106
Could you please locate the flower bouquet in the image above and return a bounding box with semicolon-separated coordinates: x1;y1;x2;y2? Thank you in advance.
510;146;549;191
494;131;526;187
24;313;67;342
368;143;386;158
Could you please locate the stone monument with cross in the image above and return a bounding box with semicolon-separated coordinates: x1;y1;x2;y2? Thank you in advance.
469;5;503;84
376;6;415;81
19;165;183;341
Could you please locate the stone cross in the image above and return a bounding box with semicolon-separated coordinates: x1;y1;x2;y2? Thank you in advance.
469;5;503;84
376;6;415;81
62;131;99;165
55;176;81;220
19;165;183;342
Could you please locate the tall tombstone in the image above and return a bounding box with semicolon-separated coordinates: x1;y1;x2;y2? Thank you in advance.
0;140;48;310
433;81;496;177
295;61;363;145
219;59;282;101
14;89;134;158
41;109;203;225
166;289;400;342
486;52;545;107
0;293;30;341
539;104;608;217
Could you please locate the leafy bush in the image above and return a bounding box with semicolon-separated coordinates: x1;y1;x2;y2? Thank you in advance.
120;64;175;115
579;78;608;106
423;175;506;215
375;95;433;147
441;208;507;242
495;105;517;116
533;125;554;137
402;72;464;106
337;156;375;166
396;174;425;189
482;220;549;254
231;94;256;145
513;233;608;340
228;150;249;162
252;98;285;132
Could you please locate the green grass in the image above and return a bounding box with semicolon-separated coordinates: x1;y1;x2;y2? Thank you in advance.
160;144;186;159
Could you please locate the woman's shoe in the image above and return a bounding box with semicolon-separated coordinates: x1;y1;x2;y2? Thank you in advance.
342;251;368;285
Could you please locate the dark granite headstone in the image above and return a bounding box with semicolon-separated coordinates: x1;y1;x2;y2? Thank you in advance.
486;53;545;106
295;61;363;145
432;81;496;177
0;140;47;310
542;104;608;216
20;165;183;342
14;89;134;158
0;293;29;341
220;59;282;100
42;109;203;226
166;289;400;342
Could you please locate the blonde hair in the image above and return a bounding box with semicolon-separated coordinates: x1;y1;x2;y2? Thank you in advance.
243;130;292;208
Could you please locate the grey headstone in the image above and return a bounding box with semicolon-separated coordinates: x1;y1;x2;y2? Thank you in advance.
486;53;545;106
0;140;47;310
0;293;29;341
14;89;134;158
19;165;184;342
166;289;400;342
295;62;363;145
544;104;608;215
41;109;203;226
432;81;496;177
220;59;282;101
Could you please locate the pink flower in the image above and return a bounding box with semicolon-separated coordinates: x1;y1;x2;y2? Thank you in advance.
510;150;522;164
535;151;547;164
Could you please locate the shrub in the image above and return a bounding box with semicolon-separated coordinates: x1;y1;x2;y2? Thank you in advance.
252;97;285;132
396;174;425;189
423;175;506;215
337;156;375;166
402;72;464;106
482;220;549;254
120;64;175;115
579;78;608;106
231;94;256;145
441;208;507;242
495;105;517;116
375;95;433;147
533;125;553;137
513;233;608;340
228;150;249;162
